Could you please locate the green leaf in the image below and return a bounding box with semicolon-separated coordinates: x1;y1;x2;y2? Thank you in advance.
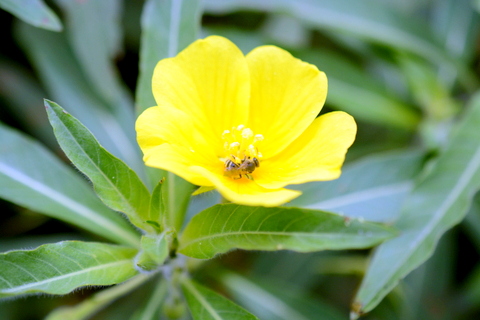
163;172;196;232
290;150;425;223
45;274;151;320
181;278;259;320
0;0;62;31
0;122;139;247
16;23;145;177
0;61;57;149
297;50;420;130
178;204;397;259
135;233;169;272
136;0;202;114
352;93;480;316
431;0;480;63
54;0;129;110
45;100;153;233
147;179;165;230
221;272;344;320
0;241;138;298
204;0;477;90
129;279;167;320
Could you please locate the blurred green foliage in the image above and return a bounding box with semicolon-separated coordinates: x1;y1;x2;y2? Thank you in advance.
1;0;480;319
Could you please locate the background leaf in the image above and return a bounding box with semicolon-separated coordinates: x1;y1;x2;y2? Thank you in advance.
45;100;152;232
0;122;139;247
0;241;138;298
0;0;62;31
298;50;420;130
203;0;477;90
136;0;202;114
291;150;425;223
45;274;151;320
221;272;344;320
352;92;480;316
178;204;397;259
54;0;127;110
181;278;259;320
15;22;145;176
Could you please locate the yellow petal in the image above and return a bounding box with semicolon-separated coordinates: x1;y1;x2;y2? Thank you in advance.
246;45;327;158
152;36;250;154
142;144;214;187
254;111;357;189
136;106;216;186
191;166;301;207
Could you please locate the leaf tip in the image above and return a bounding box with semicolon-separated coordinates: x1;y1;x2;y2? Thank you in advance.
350;301;364;320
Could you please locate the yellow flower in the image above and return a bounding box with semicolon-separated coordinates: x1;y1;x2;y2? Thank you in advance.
136;36;356;207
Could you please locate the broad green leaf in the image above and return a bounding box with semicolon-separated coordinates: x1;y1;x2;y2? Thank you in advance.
0;0;62;31
204;0;477;90
221;272;344;320
16;23;145;176
352;93;480;316
136;0;202;113
297;50;420;130
181;278;259;320
0;241;138;298
178;204;397;259
135;233;168;272
290;150;425;223
45;274;151;320
0;123;139;247
45;100;153;233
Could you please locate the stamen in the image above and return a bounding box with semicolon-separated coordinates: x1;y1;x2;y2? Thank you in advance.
254;134;264;142
222;125;264;179
241;128;253;139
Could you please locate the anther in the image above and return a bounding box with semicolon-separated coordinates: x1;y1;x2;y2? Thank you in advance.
241;128;253;139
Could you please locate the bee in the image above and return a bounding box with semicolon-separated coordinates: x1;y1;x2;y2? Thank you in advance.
224;156;260;180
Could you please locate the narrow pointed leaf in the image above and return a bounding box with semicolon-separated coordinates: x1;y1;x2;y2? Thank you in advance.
45;274;151;320
178;204;397;259
146;179;165;230
0;122;139;246
45;100;153;232
181;278;259;320
291;150;424;222
353;93;480;316
0;0;62;31
0;241;138;298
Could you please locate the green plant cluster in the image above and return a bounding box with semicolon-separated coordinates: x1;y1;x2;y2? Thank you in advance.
1;0;480;319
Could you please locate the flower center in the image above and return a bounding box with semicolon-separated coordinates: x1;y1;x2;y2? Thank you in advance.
221;125;264;179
